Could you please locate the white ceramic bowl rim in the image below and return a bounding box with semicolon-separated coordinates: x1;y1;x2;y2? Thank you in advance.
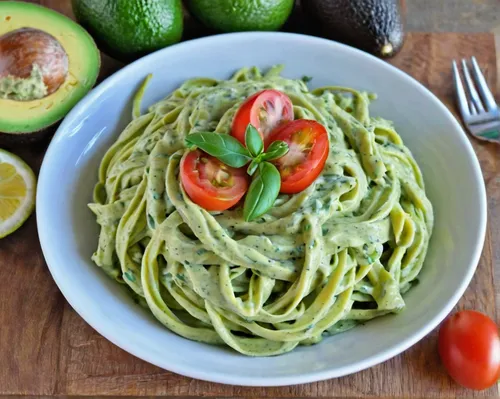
37;32;487;386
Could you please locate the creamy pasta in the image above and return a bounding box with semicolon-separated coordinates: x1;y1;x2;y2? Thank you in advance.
89;66;434;356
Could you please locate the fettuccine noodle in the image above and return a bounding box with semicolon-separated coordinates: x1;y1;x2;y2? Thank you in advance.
89;66;434;356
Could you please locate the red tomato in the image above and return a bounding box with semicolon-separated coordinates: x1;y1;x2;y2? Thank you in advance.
438;310;500;390
180;150;249;211
231;90;293;144
267;120;329;194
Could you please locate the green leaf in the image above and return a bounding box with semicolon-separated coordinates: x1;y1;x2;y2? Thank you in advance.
261;140;289;161
243;162;281;222
245;124;263;157
301;75;313;83
247;159;259;176
185;132;251;168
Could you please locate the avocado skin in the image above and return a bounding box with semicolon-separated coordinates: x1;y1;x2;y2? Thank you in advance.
0;128;53;146
184;0;295;32
302;0;405;58
72;0;183;62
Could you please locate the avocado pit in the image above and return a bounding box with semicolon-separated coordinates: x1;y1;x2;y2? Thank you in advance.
0;28;69;101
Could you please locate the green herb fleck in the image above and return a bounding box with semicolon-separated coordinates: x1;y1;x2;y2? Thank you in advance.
147;214;155;229
124;270;136;282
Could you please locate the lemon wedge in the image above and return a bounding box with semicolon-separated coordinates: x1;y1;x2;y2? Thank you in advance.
0;149;36;238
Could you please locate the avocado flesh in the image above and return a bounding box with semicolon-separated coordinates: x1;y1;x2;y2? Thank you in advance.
303;0;405;58
72;0;183;62
0;64;48;101
0;2;100;136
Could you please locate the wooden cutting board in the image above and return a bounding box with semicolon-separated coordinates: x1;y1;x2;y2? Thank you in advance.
1;3;499;397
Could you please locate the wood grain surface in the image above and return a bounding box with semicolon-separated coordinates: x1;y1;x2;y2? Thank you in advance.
1;1;500;397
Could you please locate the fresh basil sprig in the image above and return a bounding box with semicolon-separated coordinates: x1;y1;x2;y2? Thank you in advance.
246;159;260;176
245;124;264;157
185;132;252;168
243;162;281;222
260;140;289;161
184;124;289;221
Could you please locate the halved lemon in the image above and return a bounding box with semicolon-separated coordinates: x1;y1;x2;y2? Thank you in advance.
0;149;36;238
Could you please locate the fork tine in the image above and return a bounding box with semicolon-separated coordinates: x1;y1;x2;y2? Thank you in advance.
471;56;498;111
452;60;471;119
461;59;485;113
469;100;478;115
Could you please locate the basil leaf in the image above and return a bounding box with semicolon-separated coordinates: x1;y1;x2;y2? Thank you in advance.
247;159;259;176
185;132;251;168
243;162;281;222
261;140;289;161
245;124;263;157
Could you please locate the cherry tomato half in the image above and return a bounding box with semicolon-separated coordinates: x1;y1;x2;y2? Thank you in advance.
438;310;500;390
180;150;249;211
267;119;329;194
231;89;293;144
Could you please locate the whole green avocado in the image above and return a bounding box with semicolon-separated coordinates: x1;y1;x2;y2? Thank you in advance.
302;0;405;58
185;0;295;32
72;0;183;62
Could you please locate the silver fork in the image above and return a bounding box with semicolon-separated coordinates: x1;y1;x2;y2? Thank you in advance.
452;57;500;142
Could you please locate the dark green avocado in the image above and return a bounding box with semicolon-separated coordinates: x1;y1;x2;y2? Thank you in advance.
184;0;295;33
72;0;183;62
302;0;405;58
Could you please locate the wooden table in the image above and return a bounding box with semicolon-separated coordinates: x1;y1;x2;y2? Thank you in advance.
2;2;500;398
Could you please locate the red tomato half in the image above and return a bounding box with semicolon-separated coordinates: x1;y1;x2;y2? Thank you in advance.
438;310;500;390
231;90;293;144
180;150;249;211
267;120;329;194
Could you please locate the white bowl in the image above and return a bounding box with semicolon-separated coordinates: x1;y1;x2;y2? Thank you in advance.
37;32;486;386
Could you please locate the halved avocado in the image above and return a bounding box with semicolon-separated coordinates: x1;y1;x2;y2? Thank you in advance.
0;2;100;141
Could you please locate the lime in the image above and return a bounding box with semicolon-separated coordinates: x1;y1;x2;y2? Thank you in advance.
185;0;295;32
